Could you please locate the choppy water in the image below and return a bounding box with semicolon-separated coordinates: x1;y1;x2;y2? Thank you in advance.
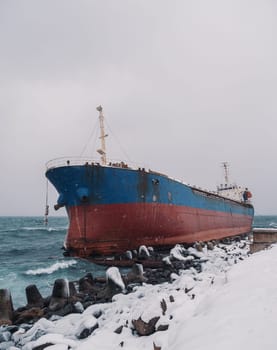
0;216;107;308
0;215;275;308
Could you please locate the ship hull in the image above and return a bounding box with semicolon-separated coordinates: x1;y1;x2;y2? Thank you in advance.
46;163;254;257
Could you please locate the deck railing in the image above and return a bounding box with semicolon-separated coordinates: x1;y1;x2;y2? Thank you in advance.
45;157;142;171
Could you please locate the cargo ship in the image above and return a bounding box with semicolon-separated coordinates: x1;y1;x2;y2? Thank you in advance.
45;106;254;257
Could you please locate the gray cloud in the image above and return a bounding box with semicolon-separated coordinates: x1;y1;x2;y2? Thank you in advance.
0;0;276;215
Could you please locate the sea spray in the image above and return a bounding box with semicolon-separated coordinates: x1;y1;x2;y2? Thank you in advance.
25;260;77;276
0;216;107;308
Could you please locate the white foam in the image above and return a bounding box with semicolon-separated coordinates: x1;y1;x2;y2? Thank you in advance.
22;226;67;232
25;260;77;275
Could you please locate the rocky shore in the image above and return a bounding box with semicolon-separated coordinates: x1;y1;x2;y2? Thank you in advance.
0;238;249;350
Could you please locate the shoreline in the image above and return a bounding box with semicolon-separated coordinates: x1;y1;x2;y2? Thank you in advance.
0;238;251;349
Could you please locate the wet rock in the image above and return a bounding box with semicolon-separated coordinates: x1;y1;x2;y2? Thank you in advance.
132;316;160;336
0;289;13;325
25;285;44;308
126;264;146;284
69;281;78;297
79;273;95;293
14;307;44;325
144;268;172;285
49;279;69;311
48;303;76;318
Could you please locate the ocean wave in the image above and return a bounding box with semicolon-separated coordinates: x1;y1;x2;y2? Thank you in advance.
269;222;277;228
25;260;77;275
0;227;67;233
22;227;67;232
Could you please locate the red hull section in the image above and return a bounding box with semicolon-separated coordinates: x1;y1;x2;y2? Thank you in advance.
65;203;253;257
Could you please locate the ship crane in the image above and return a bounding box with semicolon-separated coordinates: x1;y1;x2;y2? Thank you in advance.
96;105;108;165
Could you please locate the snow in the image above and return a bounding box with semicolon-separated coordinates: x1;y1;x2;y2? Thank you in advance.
138;245;150;257
106;266;126;291
13;242;277;349
170;244;195;262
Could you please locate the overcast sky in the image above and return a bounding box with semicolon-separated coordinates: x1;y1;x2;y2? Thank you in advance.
0;0;276;216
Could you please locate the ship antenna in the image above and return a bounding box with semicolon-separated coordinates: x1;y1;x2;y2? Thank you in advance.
96;105;108;165
44;179;49;226
222;162;229;185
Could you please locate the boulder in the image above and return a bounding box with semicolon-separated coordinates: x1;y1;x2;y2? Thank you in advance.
126;264;146;284
13;307;44;325
132;316;160;336
25;285;44;308
0;289;13;325
49;279;69;312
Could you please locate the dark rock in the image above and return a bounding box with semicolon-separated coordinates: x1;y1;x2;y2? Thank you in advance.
47;303;75;317
114;325;123;334
5;325;19;333
156;324;169;332
194;242;203;252
92;309;102;319
138;245;150;259
160;299;167;315
78;322;99;339
69;281;78;296
49;279;69;311
82;301;94;309
0;289;13;325
169;295;174;302
132;316;160;336
79;274;95;293
51;279;69;298
13;307;44;325
25;285;44;308
26;328;47;342
97;267;125;301
207;241;214;250
153;342;162;350
43;296;51;308
33;343;54;350
125;250;133;260
126;264;146;284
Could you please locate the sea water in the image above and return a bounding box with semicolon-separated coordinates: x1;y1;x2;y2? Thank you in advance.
0;216;107;308
0;215;275;308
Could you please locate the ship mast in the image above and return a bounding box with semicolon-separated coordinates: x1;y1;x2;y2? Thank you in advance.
96;105;108;165
222;162;229;185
